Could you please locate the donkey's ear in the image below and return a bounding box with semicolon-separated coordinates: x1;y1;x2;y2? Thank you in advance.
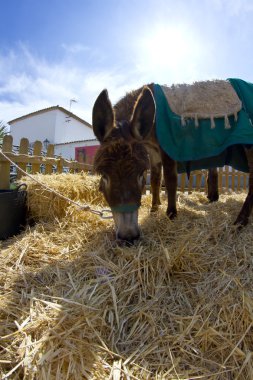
130;87;155;140
92;89;115;142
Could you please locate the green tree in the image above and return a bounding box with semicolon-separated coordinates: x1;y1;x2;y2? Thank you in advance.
0;121;8;144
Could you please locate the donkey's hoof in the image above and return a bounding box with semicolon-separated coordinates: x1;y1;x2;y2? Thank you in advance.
234;217;248;229
208;192;219;203
151;205;159;213
166;209;177;220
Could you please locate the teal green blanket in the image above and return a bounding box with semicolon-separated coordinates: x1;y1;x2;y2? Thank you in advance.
154;78;253;173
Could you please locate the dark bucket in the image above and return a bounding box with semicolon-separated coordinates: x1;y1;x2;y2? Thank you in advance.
0;184;28;240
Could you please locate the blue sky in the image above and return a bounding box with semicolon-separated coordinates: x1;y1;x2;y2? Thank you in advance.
1;0;253;125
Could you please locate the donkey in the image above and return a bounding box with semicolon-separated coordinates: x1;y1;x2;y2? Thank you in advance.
92;85;253;243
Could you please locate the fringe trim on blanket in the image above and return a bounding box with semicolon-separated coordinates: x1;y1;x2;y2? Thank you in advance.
161;80;242;129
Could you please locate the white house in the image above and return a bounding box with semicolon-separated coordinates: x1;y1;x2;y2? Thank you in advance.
8;105;99;161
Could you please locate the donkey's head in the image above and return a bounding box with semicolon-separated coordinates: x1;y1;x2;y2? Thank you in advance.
92;87;155;244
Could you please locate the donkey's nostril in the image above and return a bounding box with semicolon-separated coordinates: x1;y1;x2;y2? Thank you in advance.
116;231;140;245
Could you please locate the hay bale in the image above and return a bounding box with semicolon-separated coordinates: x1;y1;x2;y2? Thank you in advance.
21;172;106;222
1;176;253;379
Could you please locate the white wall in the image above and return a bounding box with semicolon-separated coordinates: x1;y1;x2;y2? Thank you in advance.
10;109;57;146
9;107;96;147
54;139;99;160
54;110;95;143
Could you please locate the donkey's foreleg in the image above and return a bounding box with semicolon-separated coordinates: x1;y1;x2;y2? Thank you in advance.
207;168;219;202
234;147;253;226
150;161;162;212
161;150;177;219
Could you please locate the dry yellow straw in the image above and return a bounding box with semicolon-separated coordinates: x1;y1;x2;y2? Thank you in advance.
1;173;253;379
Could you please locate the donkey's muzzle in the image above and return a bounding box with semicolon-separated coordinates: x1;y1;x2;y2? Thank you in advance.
112;207;140;244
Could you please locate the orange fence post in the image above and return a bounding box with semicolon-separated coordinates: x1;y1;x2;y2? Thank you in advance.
0;135;13;189
17;137;29;179
32;141;42;174
45;144;55;174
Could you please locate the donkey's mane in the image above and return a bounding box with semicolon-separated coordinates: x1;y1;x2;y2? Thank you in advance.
114;84;153;122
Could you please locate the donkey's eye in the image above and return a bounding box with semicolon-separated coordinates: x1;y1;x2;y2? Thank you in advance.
101;175;109;187
99;175;110;192
138;174;145;188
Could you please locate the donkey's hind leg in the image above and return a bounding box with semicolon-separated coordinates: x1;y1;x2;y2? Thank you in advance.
207;168;219;202
234;147;253;226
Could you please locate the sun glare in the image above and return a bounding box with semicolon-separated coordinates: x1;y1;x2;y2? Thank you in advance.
136;24;204;83
151;27;189;62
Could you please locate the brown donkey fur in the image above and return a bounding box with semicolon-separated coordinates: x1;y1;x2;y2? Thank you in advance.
114;85;219;208
92;86;253;243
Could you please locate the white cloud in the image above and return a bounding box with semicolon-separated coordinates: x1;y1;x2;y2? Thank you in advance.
0;45;135;125
210;0;253;14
